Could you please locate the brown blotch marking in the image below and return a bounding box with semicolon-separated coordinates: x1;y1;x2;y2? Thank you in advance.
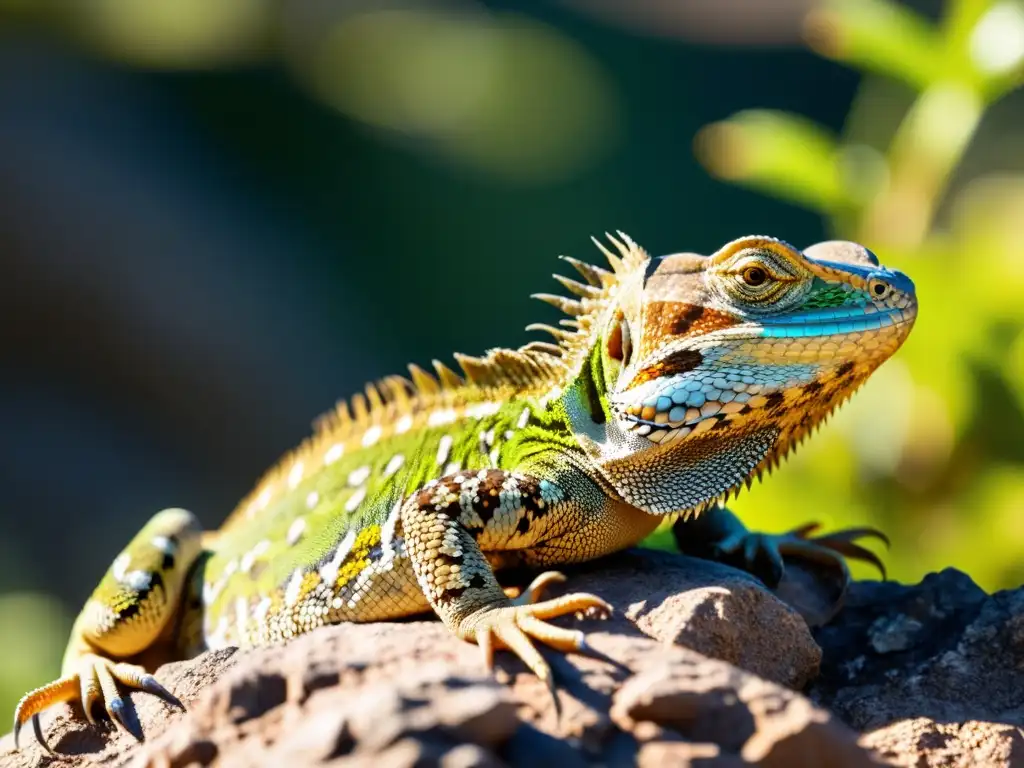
471;472;508;526
629;349;703;388
835;362;856;378
765;391;786;412
438;572;487;604
802;380;824;396
438;586;466;603
642;302;739;355
519;484;551;520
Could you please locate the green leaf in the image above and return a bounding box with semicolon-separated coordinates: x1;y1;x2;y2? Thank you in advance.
694;110;885;213
804;0;944;90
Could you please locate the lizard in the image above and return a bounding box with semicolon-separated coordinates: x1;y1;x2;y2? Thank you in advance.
13;232;917;750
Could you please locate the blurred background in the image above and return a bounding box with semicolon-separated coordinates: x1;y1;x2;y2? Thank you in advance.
1;0;1023;724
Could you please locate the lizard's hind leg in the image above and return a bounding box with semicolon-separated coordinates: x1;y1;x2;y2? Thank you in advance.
14;508;202;751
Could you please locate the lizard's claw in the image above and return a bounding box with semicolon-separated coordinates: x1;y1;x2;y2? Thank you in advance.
13;655;183;751
714;522;889;588
462;572;611;712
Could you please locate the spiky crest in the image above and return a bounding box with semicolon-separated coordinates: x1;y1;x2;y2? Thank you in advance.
232;232;650;523
315;230;648;440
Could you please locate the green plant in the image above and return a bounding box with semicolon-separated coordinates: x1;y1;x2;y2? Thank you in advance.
651;0;1024;590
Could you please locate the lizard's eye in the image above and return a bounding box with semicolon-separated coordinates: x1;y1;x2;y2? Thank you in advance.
740;265;768;287
607;313;632;364
868;278;892;300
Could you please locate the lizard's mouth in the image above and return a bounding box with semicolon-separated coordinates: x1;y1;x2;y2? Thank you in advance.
614;305;916;447
618;402;745;446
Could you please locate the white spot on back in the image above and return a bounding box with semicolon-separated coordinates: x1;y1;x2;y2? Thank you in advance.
436;434;453;466
466;401;501;419
345;486;367;512
288;461;305;489
428;409;457;427
319;530;357;586
348;465;371;487
223;559;239;578
256;488;272;510
284;568;305;606
443;461;462;475
361;425;382;448
381;500;402;554
306;491;320;509
254;596;272;624
124;570;153;592
287;517;307;546
395;415;413;434
240;548;258;574
235;596;249;637
151;535;176;555
517;407;531;429
539;386;562;408
112;553;130;581
324;443;345;465
383;454;405;477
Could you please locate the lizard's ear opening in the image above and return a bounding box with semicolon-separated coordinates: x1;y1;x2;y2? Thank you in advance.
606;310;633;366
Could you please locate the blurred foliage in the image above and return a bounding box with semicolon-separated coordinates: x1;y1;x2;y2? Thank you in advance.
1;0;1023;730
651;0;1024;591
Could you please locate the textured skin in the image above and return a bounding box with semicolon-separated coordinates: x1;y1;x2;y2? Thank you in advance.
14;233;917;748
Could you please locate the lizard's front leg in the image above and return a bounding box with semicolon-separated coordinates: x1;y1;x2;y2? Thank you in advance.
13;508;202;750
401;469;611;691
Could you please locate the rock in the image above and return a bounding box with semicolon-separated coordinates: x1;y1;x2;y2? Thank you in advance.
564;549;821;688
610;659;876;767
809;569;1024;730
0;552;1020;767
861;719;1024;768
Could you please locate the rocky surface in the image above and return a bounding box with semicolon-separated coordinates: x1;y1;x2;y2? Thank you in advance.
0;551;1020;767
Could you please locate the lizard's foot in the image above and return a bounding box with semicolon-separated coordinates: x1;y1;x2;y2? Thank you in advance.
461;571;611;705
713;522;889;588
13;655;183;751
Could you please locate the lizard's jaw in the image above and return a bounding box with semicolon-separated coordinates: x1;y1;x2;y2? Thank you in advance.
612;303;917;450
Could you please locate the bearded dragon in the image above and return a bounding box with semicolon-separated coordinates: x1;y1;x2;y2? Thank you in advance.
13;233;917;749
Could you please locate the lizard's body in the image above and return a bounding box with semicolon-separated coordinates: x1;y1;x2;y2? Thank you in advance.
14;233;917;748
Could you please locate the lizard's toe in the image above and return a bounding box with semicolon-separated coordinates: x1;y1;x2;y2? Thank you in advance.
13;676;78;751
463;585;610;683
717;523;888;588
510;571;567;606
12;655;181;751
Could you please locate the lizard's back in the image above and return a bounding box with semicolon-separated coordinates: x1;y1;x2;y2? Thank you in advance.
197;355;570;650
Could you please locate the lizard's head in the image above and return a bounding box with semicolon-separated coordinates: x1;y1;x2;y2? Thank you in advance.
561;234;917;515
